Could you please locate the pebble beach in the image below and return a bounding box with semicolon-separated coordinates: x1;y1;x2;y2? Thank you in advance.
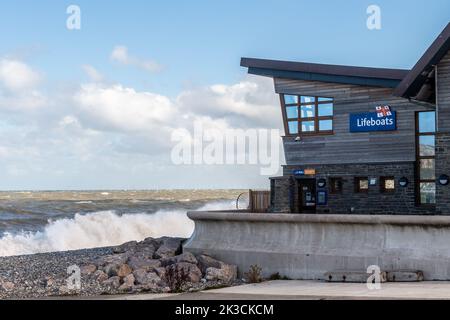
0;237;240;299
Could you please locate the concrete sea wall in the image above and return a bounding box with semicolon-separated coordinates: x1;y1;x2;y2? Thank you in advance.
183;212;450;280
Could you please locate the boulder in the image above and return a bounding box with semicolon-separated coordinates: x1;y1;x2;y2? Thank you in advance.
103;263;120;277
112;241;138;254
167;262;202;283
102;276;121;289
133;243;157;259
133;269;163;286
117;264;132;278
80;264;97;276
94;270;109;282
196;254;222;274
119;274;135;292
153;237;184;259
205;264;237;283
94;253;129;267
127;257;161;271
161;252;198;267
154;267;166;280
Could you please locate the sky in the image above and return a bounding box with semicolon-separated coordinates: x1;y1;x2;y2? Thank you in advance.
0;0;448;190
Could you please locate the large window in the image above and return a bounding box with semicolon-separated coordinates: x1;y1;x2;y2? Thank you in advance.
416;111;436;205
281;95;333;135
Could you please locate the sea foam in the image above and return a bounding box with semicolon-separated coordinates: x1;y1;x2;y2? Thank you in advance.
0;200;233;257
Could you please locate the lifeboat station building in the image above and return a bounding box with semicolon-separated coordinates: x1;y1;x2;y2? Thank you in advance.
241;23;450;215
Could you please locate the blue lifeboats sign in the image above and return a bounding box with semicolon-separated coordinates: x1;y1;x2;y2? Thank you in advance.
349;112;397;132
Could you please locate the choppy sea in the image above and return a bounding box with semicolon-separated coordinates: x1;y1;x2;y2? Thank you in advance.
0;190;244;257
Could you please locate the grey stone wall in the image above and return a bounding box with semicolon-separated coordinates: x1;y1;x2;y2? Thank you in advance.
436;50;450;213
281;162;434;215
436;134;450;214
269;177;292;213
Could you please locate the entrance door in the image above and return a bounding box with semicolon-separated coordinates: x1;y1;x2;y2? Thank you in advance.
298;179;316;213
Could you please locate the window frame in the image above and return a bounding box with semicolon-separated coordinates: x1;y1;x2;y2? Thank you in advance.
415;111;436;206
380;176;395;193
280;95;334;136
329;177;343;194
354;177;369;193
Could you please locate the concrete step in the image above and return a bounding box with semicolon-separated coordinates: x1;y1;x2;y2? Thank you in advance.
324;270;424;283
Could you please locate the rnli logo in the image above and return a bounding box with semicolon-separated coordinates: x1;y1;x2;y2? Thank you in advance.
376;105;392;118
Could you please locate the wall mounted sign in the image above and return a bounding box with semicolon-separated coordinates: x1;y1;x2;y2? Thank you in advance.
293;169;316;176
317;178;326;188
399;177;409;187
350;112;396;132
317;191;327;205
439;174;450;186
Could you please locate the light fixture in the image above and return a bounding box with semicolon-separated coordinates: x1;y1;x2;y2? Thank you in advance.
295;136;302;142
399;177;409;187
317;178;326;188
439;174;450;186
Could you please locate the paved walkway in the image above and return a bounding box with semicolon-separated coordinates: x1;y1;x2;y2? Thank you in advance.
104;280;450;300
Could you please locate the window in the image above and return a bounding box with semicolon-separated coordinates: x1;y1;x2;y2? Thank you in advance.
329;178;343;194
355;177;369;193
416;111;436;205
380;177;395;193
281;95;334;135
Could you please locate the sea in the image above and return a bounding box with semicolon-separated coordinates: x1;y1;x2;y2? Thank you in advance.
0;190;245;257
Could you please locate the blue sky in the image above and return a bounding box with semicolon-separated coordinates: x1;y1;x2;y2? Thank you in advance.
0;0;448;190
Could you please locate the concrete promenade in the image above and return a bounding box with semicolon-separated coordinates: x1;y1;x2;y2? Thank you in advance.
102;280;450;300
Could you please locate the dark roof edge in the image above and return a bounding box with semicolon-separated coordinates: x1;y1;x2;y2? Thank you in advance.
248;67;402;88
393;22;450;98
241;57;409;81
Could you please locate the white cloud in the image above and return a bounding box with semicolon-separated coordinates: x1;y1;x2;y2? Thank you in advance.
74;83;177;133
110;46;163;73
177;76;280;129
82;65;103;82
0;58;46;112
0;58;41;91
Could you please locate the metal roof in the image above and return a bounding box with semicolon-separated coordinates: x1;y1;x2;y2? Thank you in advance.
240;57;409;88
393;23;450;98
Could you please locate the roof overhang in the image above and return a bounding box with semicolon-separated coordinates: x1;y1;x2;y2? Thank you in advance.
241;57;409;88
393;23;450;100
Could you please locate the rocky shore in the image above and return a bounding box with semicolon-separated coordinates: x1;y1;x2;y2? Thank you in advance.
0;237;240;299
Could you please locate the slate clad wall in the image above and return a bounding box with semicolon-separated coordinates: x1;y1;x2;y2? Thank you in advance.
436;50;450;213
269;177;292;213
283;162;434;215
274;78;434;165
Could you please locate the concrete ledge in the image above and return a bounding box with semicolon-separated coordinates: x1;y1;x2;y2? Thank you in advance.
184;211;450;280
188;211;450;226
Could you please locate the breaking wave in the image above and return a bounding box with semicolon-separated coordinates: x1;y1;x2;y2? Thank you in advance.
0;200;234;257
